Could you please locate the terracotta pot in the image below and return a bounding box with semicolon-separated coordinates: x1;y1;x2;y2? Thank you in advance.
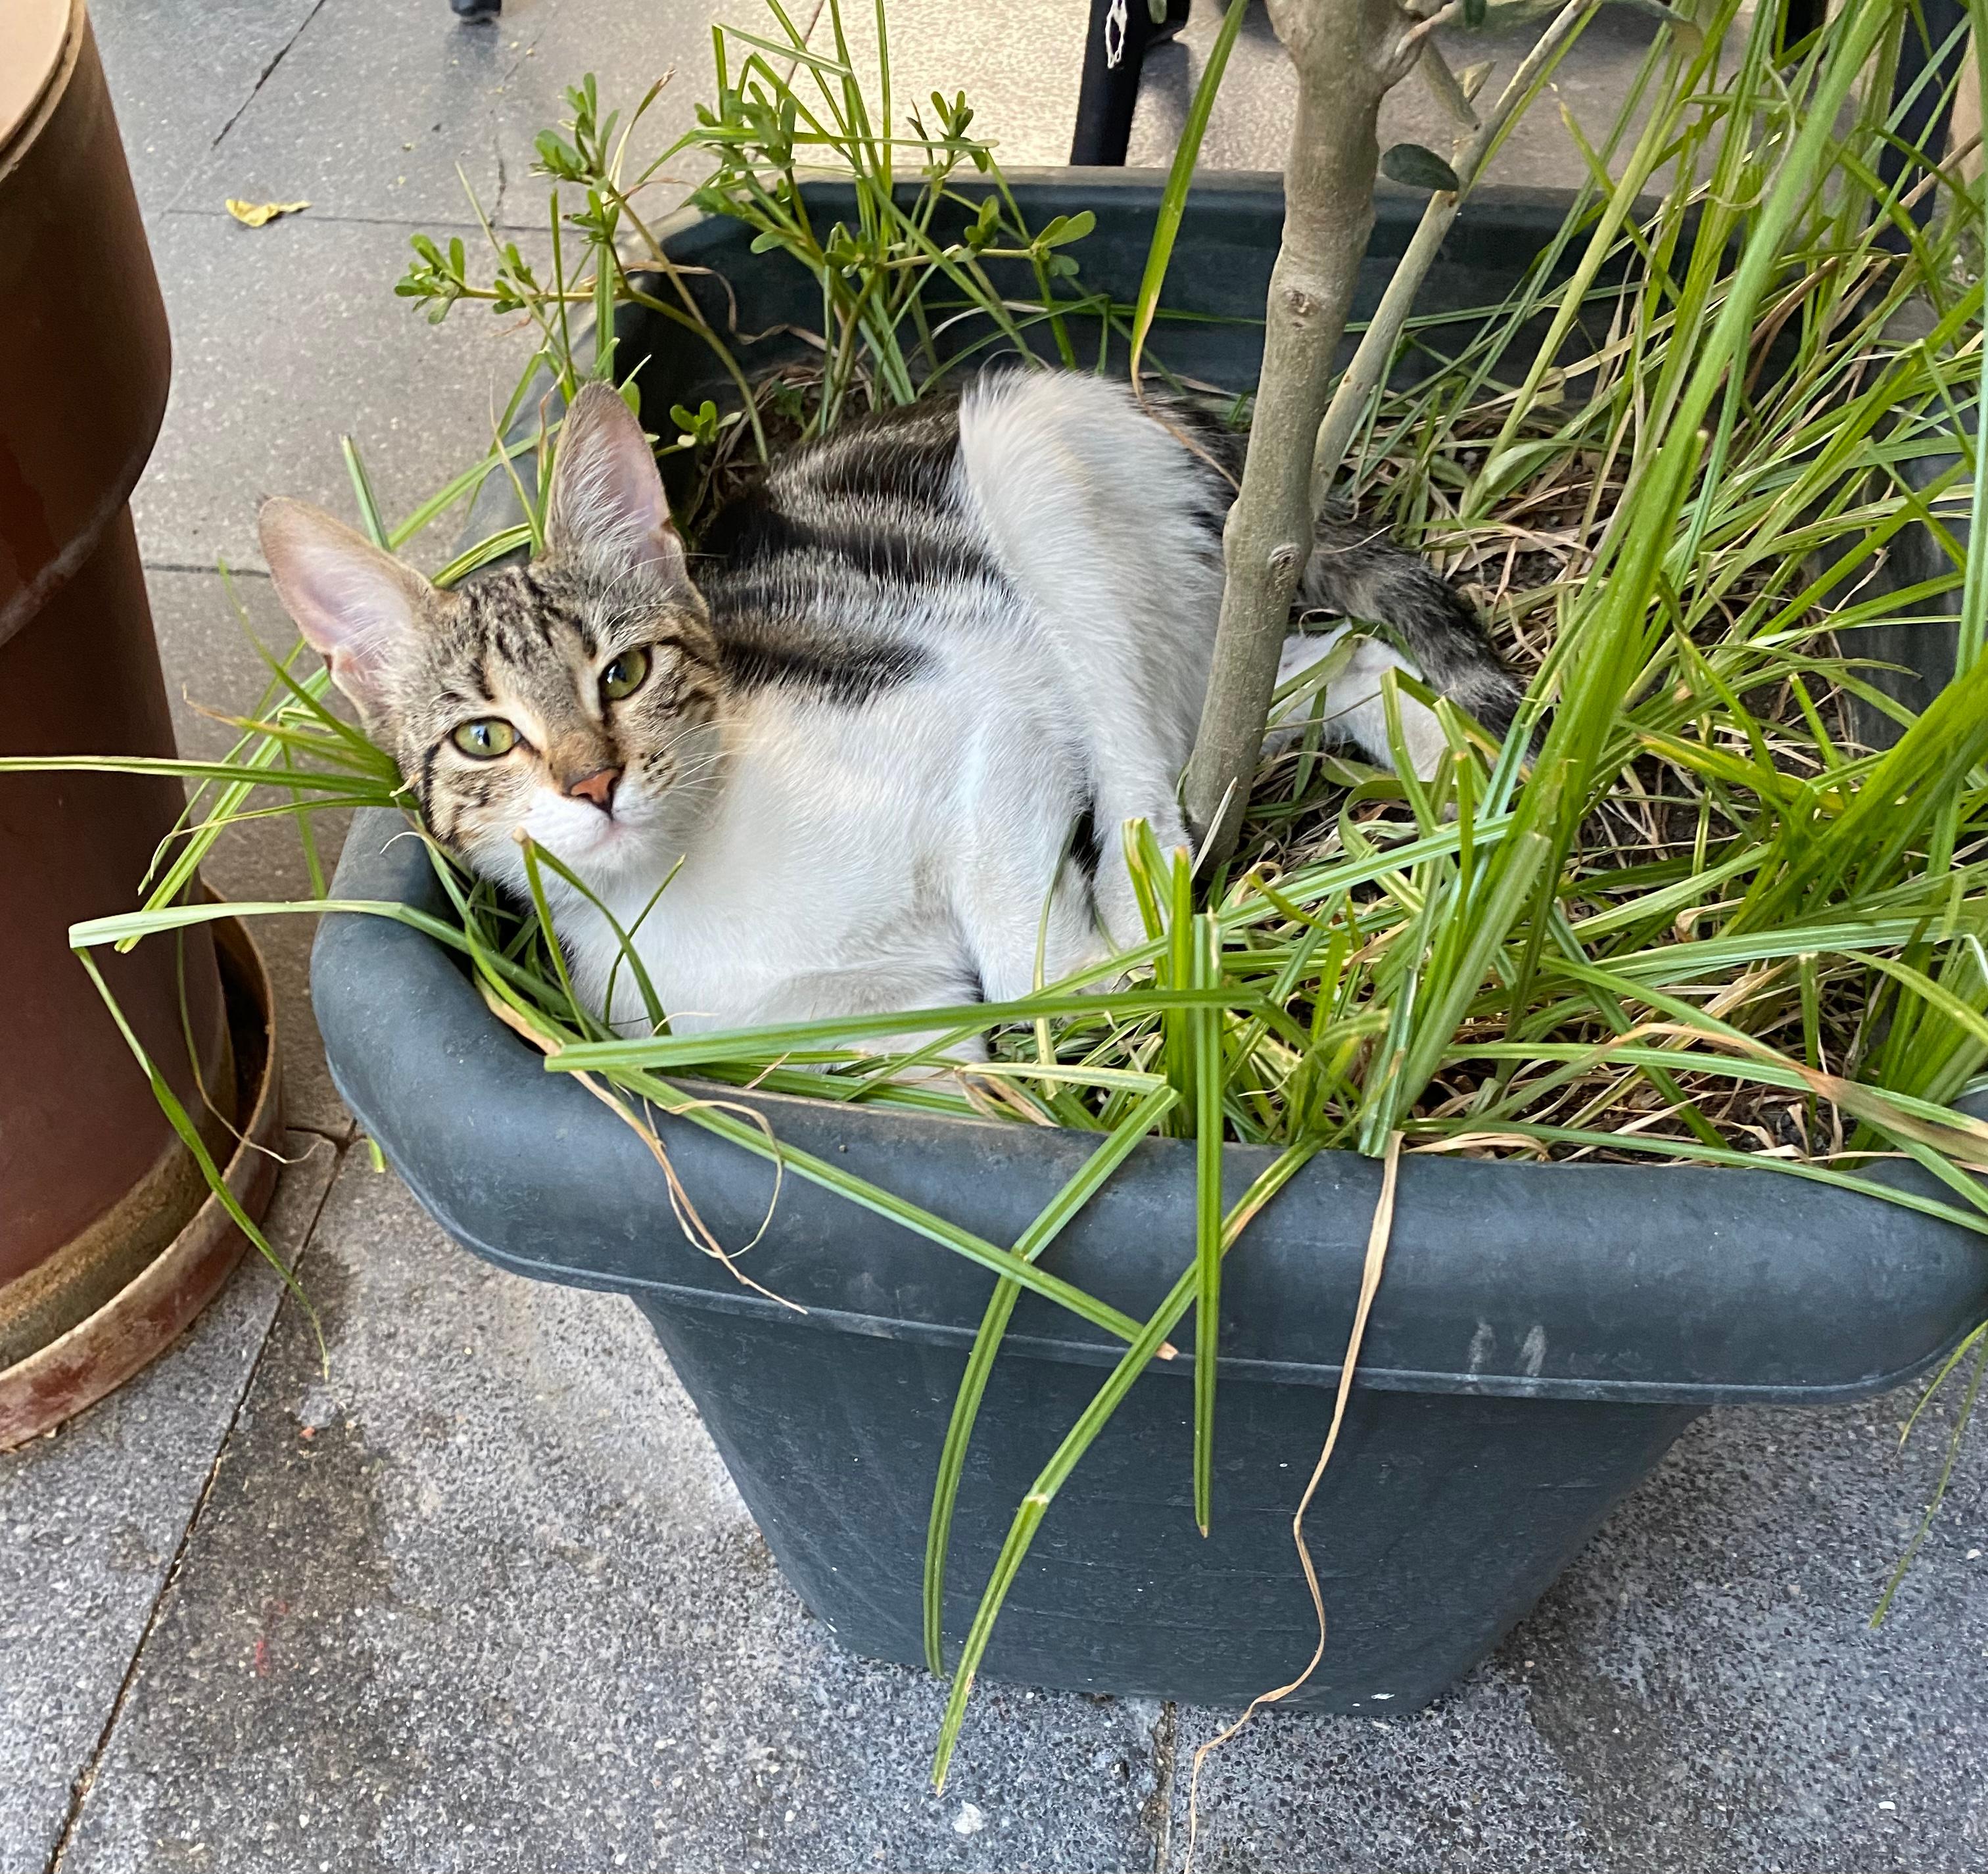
0;0;279;1422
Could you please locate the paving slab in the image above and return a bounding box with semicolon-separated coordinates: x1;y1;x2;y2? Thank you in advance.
129;210;546;576
0;1138;339;1874
1127;0;1665;183
805;0;1086;172
60;1159;1167;1874
159;0;507;230
1162;1386;1988;1873
145;568;353;1139
162;0;746;233
90;0;328;219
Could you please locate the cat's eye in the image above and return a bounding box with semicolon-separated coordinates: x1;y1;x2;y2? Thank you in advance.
600;647;650;703
451;718;518;759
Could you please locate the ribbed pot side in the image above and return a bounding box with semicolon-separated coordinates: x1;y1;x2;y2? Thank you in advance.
0;0;239;1369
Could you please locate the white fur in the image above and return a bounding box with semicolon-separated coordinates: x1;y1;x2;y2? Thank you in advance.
475;375;1446;1043
1267;625;1452;775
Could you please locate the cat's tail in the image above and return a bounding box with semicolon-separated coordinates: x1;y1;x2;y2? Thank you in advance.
1298;504;1523;742
1147;388;1523;742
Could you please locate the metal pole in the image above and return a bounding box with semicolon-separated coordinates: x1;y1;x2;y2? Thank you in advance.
1070;0;1193;166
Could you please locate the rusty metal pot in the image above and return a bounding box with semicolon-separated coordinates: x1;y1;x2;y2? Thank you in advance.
0;0;281;1435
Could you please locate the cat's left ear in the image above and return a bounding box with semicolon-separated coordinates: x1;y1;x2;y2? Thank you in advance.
544;382;688;588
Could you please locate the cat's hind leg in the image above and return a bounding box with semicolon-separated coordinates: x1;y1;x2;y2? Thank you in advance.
956;797;1119;1006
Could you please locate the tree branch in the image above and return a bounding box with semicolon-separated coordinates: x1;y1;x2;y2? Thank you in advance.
1309;0;1601;512
1182;0;1419;859
1401;0;1467;51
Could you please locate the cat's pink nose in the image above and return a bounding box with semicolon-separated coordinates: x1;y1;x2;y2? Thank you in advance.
566;766;621;812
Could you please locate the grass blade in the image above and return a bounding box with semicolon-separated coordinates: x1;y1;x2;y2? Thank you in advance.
930;1138;1321;1791
1127;0;1248;391
1191;912;1225;1535
921;1084;1179;1674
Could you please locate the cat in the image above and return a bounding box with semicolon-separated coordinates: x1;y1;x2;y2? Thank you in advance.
260;371;1517;1045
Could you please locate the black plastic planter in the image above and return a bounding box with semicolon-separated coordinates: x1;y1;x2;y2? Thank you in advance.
316;175;1988;1714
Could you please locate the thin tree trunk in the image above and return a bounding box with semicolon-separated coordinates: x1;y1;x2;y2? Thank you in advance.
1310;0;1599;513
1183;0;1419;860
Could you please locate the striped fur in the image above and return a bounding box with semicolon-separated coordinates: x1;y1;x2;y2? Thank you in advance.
262;372;1515;1044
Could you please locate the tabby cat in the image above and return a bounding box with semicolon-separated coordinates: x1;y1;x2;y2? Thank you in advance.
261;373;1515;1043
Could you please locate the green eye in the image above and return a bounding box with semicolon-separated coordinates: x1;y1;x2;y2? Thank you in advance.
450;718;518;759
600;646;651;703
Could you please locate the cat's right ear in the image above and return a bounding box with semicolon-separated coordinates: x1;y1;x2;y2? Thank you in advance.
258;498;439;725
543;381;688;588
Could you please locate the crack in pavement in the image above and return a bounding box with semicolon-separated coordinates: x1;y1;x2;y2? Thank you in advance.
1146;1700;1179;1873
485;20;546;229
207;0;334;153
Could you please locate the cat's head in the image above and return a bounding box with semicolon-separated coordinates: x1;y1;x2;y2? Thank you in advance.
260;382;724;898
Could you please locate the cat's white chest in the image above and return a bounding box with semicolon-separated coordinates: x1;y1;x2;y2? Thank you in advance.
576;691;980;1032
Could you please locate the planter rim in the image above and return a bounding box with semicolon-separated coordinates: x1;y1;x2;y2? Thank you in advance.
317;808;1987;1409
635;164;1590;222
0;0;74;170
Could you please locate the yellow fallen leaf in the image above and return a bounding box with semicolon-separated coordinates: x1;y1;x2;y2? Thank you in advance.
225;198;310;227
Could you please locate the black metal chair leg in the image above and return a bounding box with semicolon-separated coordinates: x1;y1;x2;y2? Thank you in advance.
1070;0;1191;166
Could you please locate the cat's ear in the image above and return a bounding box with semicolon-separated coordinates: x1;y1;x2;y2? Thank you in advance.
258;498;439;725
543;381;688;587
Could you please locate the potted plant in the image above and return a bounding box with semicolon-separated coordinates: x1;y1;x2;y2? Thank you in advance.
44;0;1988;1786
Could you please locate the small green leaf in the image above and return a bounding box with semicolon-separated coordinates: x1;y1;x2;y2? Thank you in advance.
1381;143;1463;193
534;130;584;179
1037;209;1095;249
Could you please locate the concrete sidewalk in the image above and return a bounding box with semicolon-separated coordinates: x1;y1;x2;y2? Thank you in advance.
5;1;1987;1869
